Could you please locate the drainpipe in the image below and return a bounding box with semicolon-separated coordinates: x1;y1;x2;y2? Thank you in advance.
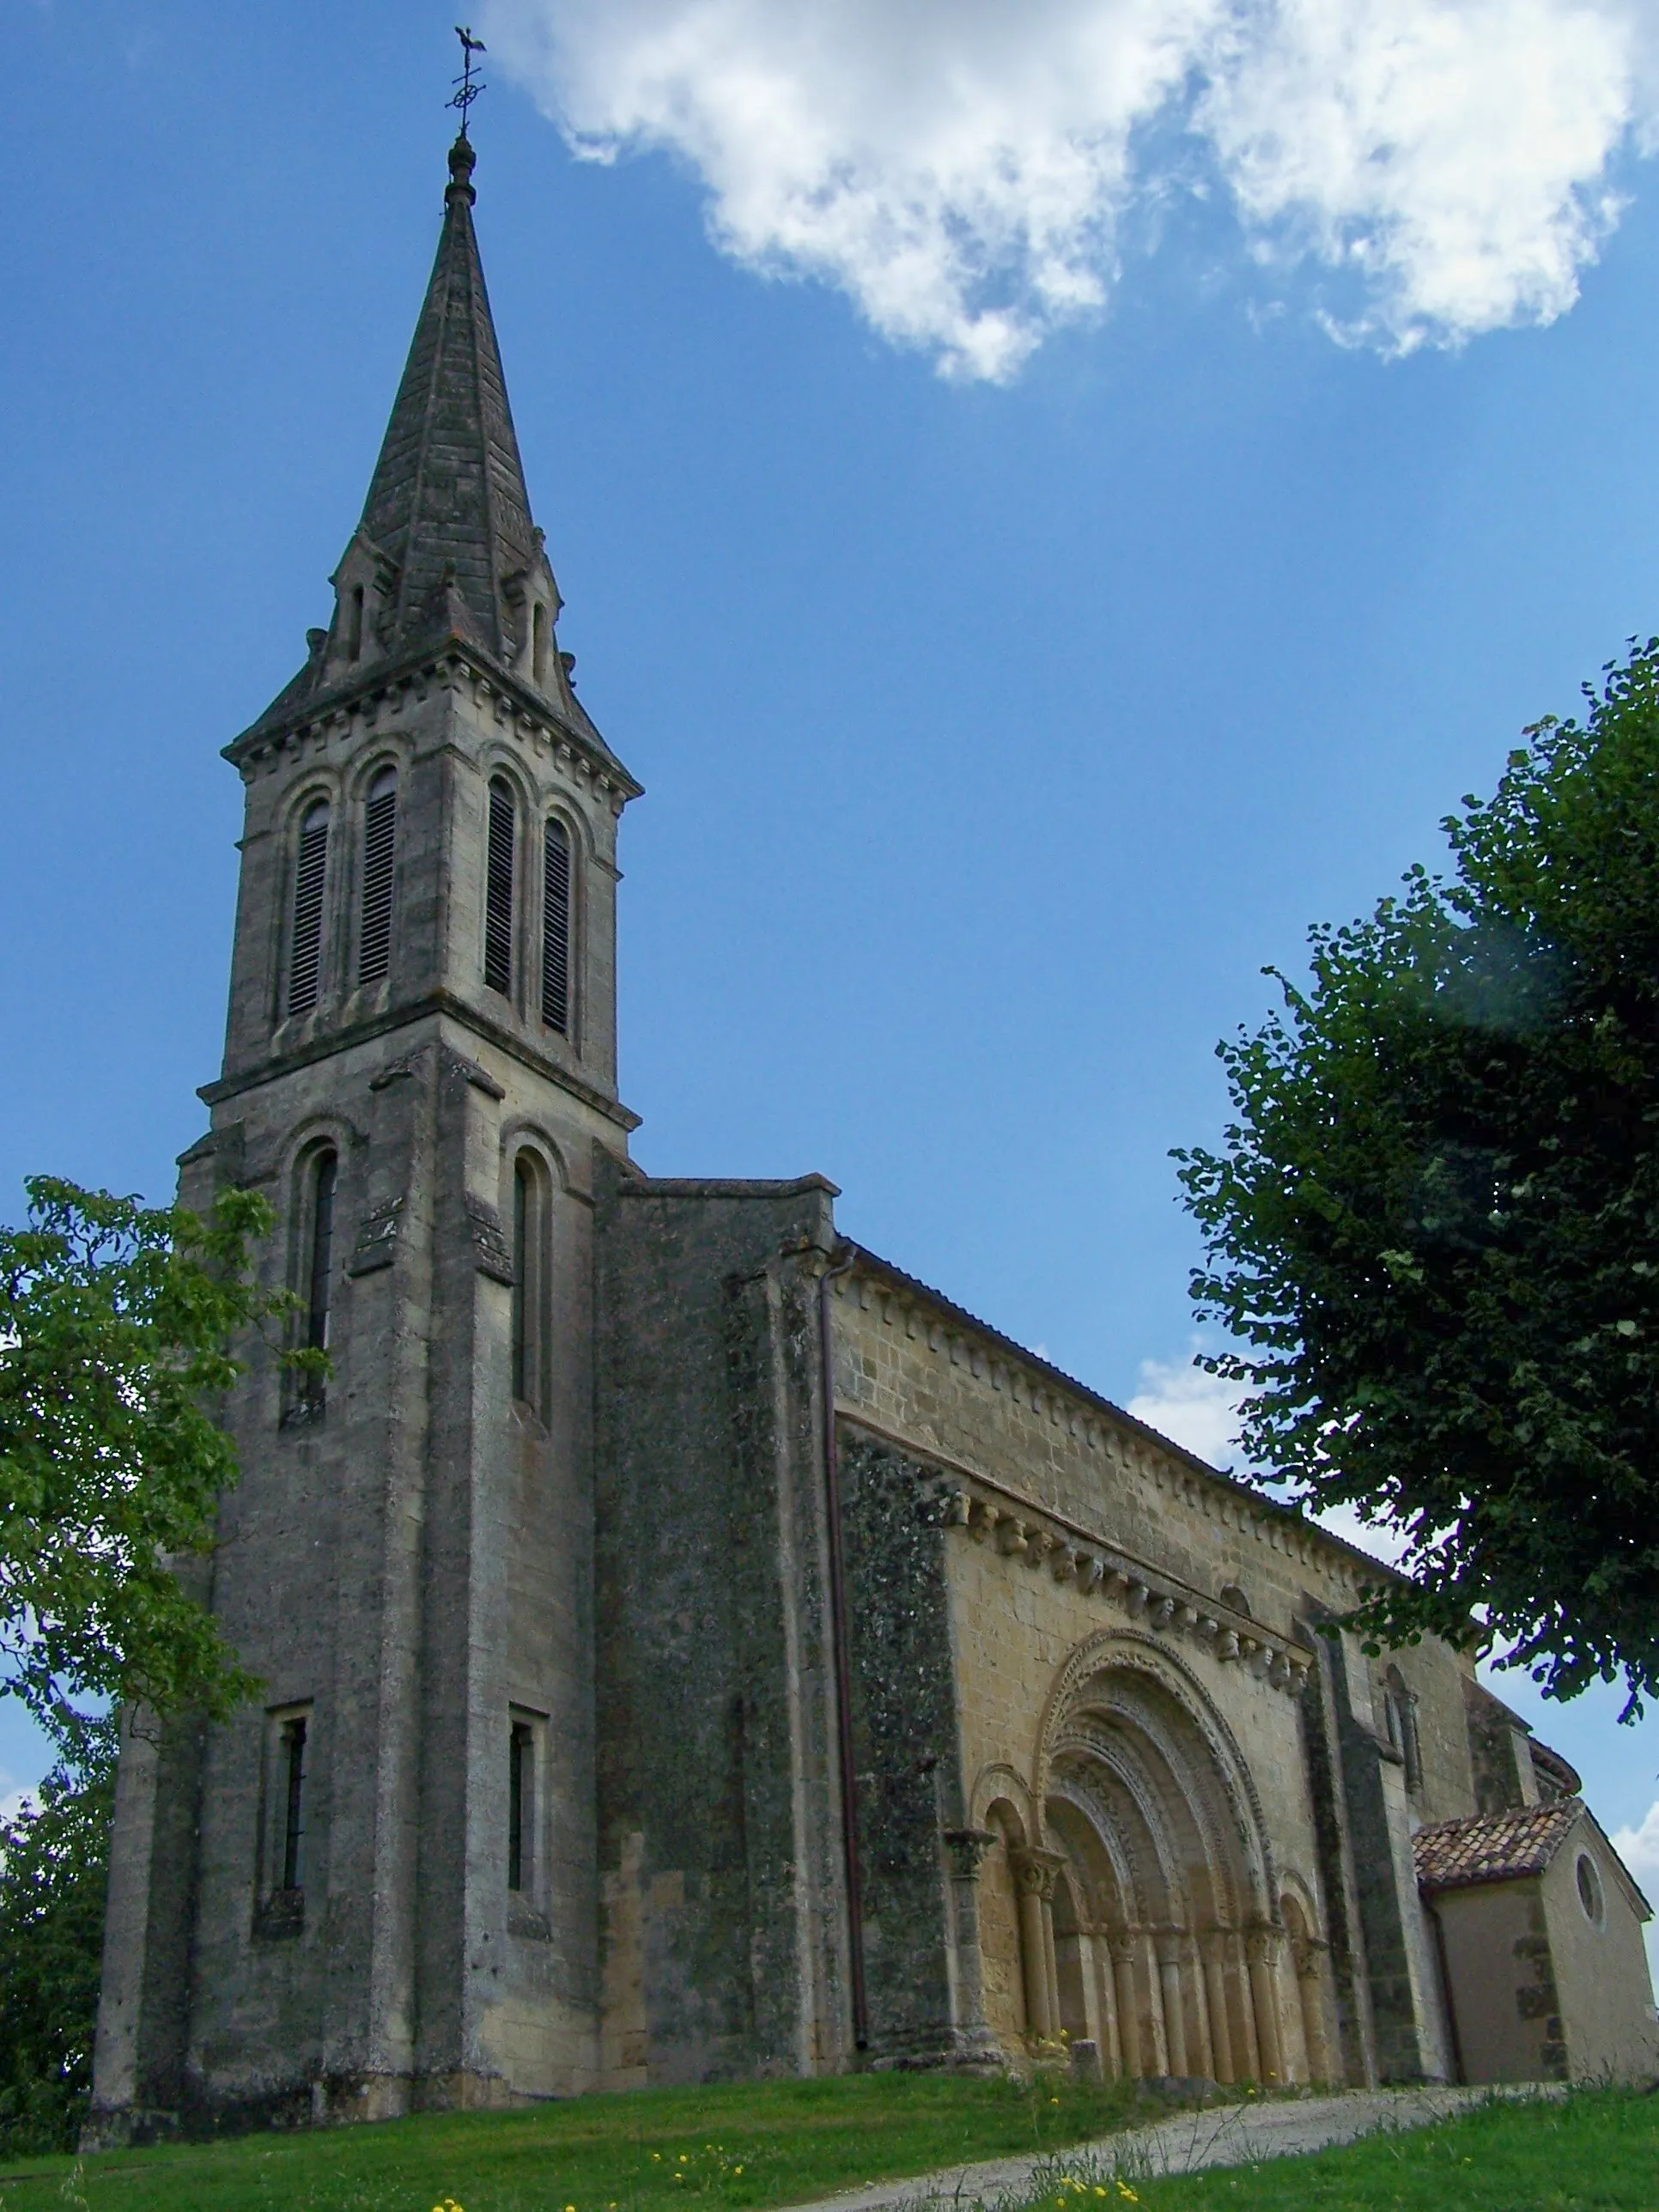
1425;1896;1465;2084
818;1243;868;2052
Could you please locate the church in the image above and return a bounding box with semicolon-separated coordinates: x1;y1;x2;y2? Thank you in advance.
88;129;1657;2140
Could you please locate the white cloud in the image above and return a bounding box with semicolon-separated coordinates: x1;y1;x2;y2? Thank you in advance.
1611;1801;1659;1987
1127;1346;1245;1465
1127;1343;1410;1569
482;0;1653;377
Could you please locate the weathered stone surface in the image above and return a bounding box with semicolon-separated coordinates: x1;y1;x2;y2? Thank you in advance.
87;132;1658;2148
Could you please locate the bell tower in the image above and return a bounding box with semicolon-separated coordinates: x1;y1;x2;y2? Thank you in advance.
91;131;641;2133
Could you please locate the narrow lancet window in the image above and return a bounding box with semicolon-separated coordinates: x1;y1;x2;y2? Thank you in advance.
512;1156;533;1405
532;600;550;690
358;768;398;984
541;818;572;1036
508;1720;533;1893
288;800;330;1016
279;1715;307;1891
347;584;365;661
305;1149;337;1361
484;776;515;994
510;1152;551;1417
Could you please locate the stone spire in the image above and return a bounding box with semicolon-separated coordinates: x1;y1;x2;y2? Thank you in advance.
354;133;541;660
245;132;583;737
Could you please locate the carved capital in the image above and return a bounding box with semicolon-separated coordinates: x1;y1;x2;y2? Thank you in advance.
941;1827;999;1881
1010;1844;1066;1901
1291;1936;1328;1981
1244;1924;1283;1968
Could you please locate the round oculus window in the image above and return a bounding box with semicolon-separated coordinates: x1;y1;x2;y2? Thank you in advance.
1576;1851;1604;1926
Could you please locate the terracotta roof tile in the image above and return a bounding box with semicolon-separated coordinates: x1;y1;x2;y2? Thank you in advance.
1413;1800;1583;1893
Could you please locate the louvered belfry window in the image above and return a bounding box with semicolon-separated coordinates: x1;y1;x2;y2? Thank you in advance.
358;768;398;985
288;800;330;1017
541;818;572;1035
484;776;515;994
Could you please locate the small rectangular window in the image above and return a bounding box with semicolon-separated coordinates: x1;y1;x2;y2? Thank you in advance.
508;1720;533;1893
260;1702;314;1899
279;1715;308;1889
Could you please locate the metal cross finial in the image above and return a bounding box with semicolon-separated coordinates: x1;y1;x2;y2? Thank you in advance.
449;26;487;135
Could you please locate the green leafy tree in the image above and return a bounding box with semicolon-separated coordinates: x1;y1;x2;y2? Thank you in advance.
0;1724;115;2152
0;1176;299;1742
1176;640;1659;1711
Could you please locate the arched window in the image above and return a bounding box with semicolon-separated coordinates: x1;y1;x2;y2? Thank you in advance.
288;800;330;1017
484;776;515;994
1383;1665;1421;1793
541;818;572;1036
358;768;398;985
295;1146;337;1420
532;600;550;690
346;584;365;661
510;1152;550;1416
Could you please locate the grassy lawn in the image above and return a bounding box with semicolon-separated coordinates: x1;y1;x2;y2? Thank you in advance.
1049;2087;1659;2212
3;2078;1652;2212
0;2071;1146;2212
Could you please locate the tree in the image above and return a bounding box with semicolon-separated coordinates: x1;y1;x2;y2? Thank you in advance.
1176;639;1659;1711
0;1176;300;1745
0;1725;115;2153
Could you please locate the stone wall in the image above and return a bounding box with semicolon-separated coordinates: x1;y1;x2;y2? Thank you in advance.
592;1164;852;2087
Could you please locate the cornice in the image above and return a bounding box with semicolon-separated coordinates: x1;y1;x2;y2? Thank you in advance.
199;989;641;1132
836;1245;1398;1598
838;1411;1313;1700
224;636;644;807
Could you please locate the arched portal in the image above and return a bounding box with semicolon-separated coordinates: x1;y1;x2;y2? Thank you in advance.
1018;1632;1304;2085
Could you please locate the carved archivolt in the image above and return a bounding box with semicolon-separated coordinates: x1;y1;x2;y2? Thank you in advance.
1034;1627;1277;1925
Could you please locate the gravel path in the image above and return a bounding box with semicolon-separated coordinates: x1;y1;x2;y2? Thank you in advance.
775;2082;1563;2210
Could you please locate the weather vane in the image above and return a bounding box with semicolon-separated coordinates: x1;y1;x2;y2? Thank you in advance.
449;26;487;135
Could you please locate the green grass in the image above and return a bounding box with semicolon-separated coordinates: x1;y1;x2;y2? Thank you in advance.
5;2077;1654;2212
1029;2088;1659;2212
0;2070;1146;2212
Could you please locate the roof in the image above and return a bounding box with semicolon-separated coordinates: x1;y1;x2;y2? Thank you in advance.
238;135;632;780
355;134;535;661
1413;1801;1584;1893
847;1243;1403;1589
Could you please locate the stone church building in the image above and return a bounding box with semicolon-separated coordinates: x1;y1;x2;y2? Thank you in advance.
89;134;1656;2138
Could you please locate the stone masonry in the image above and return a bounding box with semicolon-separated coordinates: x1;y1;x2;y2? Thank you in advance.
88;132;1656;2142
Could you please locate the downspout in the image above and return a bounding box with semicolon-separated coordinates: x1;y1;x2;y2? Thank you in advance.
1425;1894;1466;2085
819;1243;868;2052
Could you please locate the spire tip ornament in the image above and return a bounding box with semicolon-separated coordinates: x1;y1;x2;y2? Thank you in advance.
448;26;487;138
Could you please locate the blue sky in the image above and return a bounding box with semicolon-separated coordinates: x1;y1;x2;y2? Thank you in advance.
4;0;1659;1931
